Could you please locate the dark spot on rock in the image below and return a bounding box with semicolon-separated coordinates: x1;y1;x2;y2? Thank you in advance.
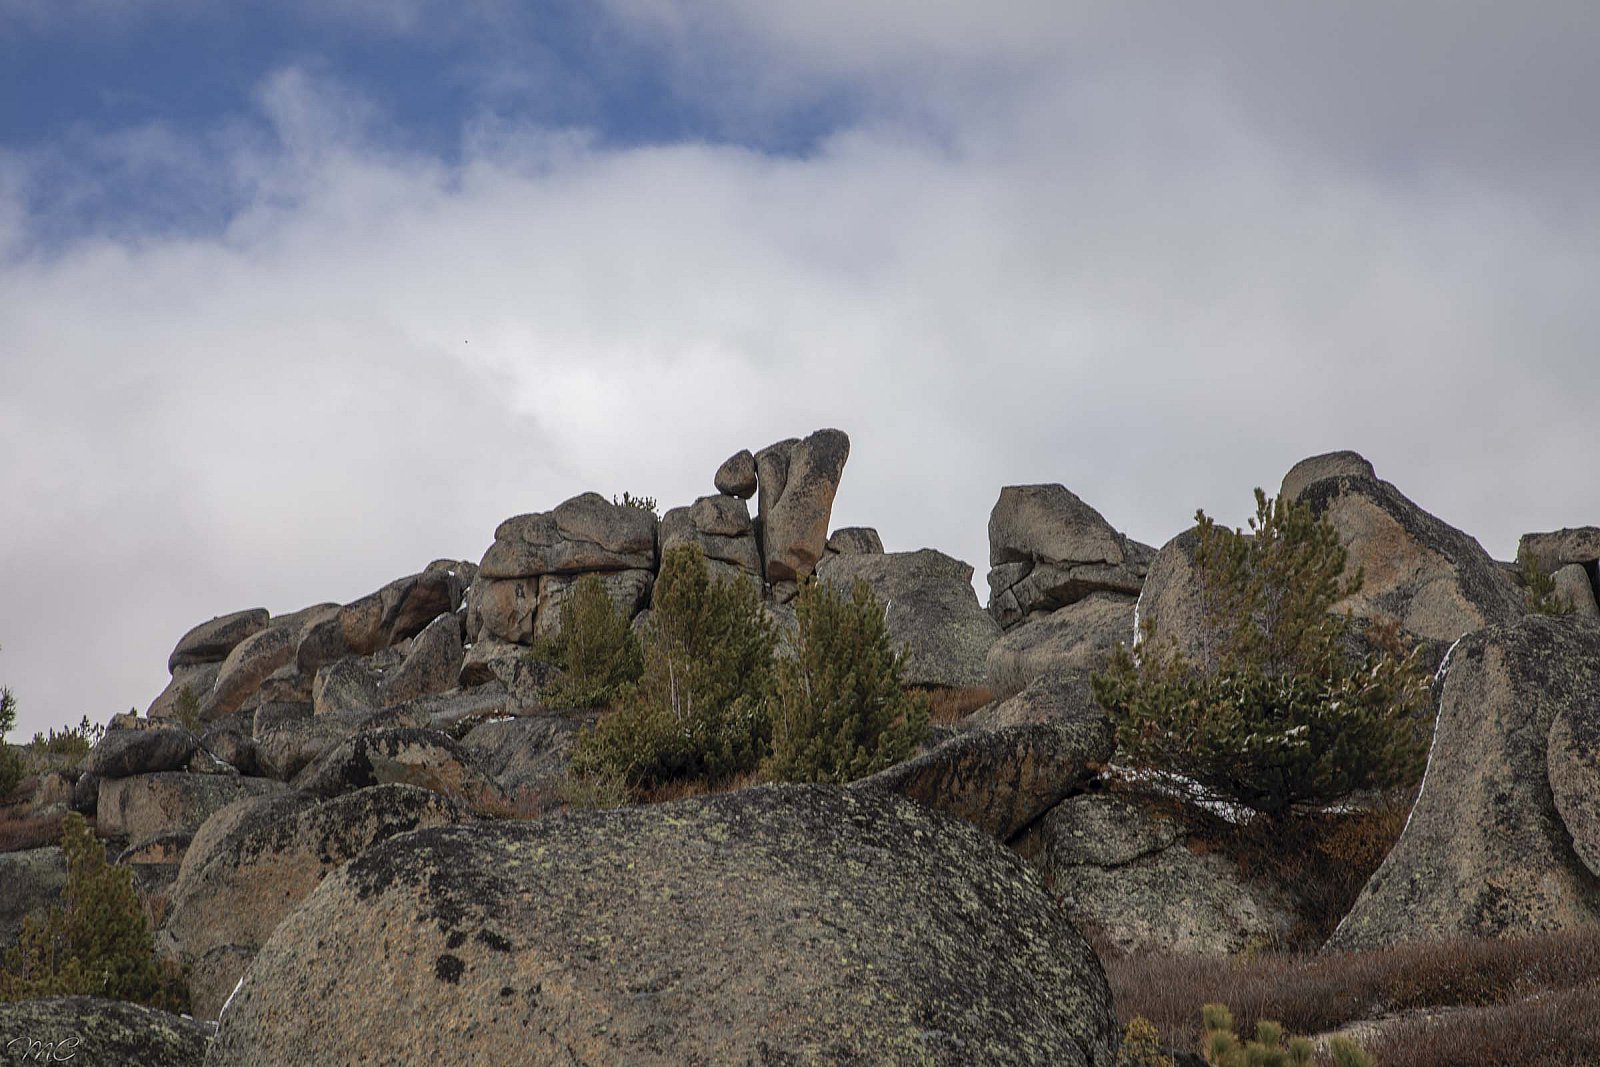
446;931;466;949
500;986;514;997
434;954;464;984
476;929;512;952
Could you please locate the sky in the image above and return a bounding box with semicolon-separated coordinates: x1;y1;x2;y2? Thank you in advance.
2;2;1599;737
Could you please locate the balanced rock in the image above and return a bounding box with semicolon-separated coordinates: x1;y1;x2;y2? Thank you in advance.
1278;450;1377;503
855;718;1113;842
758;428;850;584
817;548;1000;688
208;784;1118;1066
81;721;197;779
1329;617;1600;950
0;996;211;1067
986;485;1150;630
985;591;1135;700
158;784;464;1018
478;493;657;580
825;525;884;556
713;448;757;499
167;608;270;673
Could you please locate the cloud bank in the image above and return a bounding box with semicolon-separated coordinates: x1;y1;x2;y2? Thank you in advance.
2;4;1598;734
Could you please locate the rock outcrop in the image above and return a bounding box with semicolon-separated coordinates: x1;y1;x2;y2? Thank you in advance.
0;996;210;1067
167;608;270;673
757;428;850;584
290;727;506;812
659;493;761;586
95;773;285;842
986;485;1150;631
713;448;757;499
0;846;67;953
1329;617;1600;950
985;592;1135;701
817;548;1000;688
157;784;464;1017
209;785;1118;1067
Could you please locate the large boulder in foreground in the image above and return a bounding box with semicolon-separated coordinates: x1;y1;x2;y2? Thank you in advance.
0;996;210;1067
854;718;1113;842
817;548;1001;689
157;784;465;1018
209;785;1117;1067
1329;617;1600;951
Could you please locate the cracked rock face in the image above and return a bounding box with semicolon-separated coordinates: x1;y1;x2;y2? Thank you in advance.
1015;793;1296;956
209;784;1118;1067
986;485;1150;631
1329;616;1600;951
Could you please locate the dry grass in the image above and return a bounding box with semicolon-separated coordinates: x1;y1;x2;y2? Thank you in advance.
0;805;65;853
638;767;769;805
1366;982;1600;1067
1107;929;1600;1055
921;685;994;725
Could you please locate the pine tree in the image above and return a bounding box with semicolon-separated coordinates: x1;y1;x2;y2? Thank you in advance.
766;577;927;784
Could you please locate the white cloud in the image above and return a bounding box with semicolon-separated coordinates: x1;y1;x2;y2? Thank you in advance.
3;13;1599;737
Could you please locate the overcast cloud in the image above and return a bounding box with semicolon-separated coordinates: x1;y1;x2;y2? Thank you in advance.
2;3;1598;735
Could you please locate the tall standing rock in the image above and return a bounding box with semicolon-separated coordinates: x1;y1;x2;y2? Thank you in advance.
1328;617;1600;951
758;429;850;584
208;785;1117;1067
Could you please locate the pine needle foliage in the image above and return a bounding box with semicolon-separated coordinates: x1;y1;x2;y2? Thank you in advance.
1517;546;1576;616
1093;489;1430;819
0;685;22;800
0;813;188;1011
570;544;776;791
536;575;644;708
766;578;928;784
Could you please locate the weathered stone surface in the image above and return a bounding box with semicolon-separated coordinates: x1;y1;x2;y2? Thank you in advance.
1133;529;1215;666
713;448;758;499
1553;563;1600;617
753;437;798;529
479;493;657;580
1279;450;1377;503
202;624;298;722
0;847;67;953
466;576;537;646
966;671;1106;732
251;699;310;736
1548;697;1600;880
399;686;517;734
760;428;850;583
209;785;1117;1067
1329;617;1600;950
985;592;1136;700
534;569;653;641
253;710;363;781
0;996;211;1066
291;727;506;812
145;662;219;721
311;658;379;717
825;526;884;556
294;571;458;674
197;719;255;776
117;830;192;867
168;608;270;672
1016;793;1296;955
1299;473;1525;646
460;713;596;798
660;495;761;577
377;612;464;707
70;771;100;814
81;722;198;779
158;784;464;1019
458;636;548;700
817;548;1000;688
96;773;286;842
986;485;1148;630
1518;527;1600;571
855;718;1113;842
31;770;75;812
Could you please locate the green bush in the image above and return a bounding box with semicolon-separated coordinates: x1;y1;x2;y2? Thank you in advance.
0;654;23;799
1093;489;1430;819
570;544;776;792
766;577;928;784
613;491;658;518
29;715;105;758
534;575;644;708
1517;546;1576;616
172;685;203;733
0;813;188;1011
1117;1016;1176;1067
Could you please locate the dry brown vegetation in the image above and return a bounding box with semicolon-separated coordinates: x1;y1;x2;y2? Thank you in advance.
922;685;993;725
0;778;67;853
1108;929;1600;1064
